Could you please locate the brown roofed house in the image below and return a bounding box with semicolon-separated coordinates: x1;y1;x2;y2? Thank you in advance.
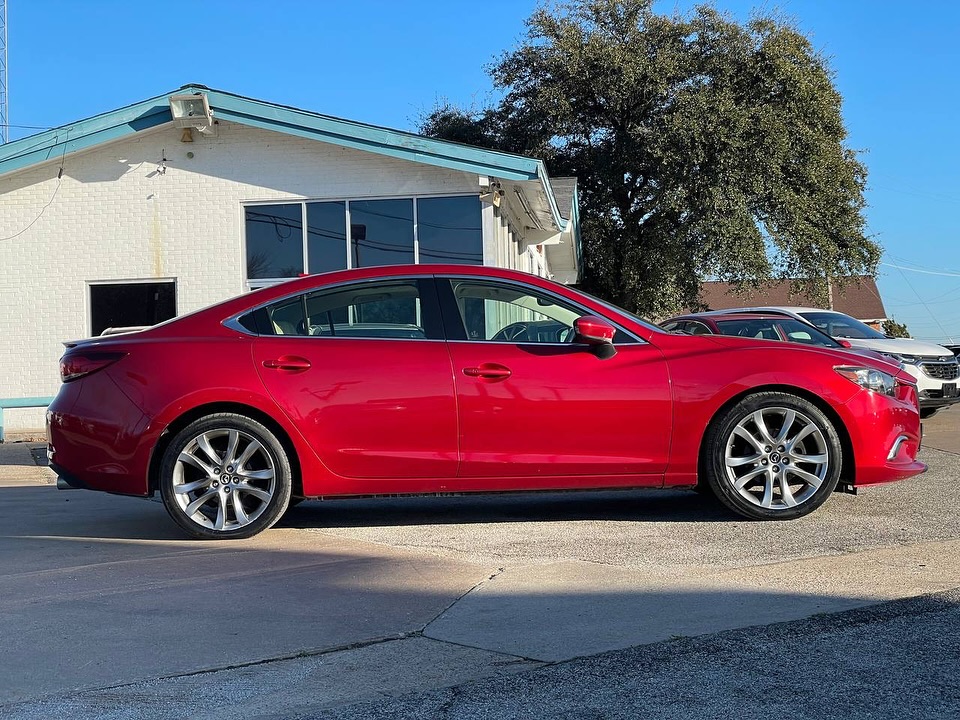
698;277;888;329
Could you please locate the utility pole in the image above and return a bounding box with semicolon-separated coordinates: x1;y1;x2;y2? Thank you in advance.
0;0;7;144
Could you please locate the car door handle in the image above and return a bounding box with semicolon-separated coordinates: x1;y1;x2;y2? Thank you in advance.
463;363;512;381
263;355;312;371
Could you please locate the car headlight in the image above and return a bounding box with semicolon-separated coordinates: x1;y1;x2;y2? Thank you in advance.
835;366;896;396
880;352;919;365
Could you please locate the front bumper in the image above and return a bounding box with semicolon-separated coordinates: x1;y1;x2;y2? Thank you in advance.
903;362;960;409
840;383;926;487
917;388;960;410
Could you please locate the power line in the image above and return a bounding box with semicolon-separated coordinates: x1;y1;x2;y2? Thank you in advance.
870;184;960;205
0;123;53;130
0;0;7;145
891;265;952;340
880;262;960;278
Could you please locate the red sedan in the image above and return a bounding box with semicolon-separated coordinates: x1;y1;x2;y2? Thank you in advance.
48;265;926;539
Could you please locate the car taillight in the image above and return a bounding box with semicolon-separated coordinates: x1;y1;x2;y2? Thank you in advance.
60;351;126;382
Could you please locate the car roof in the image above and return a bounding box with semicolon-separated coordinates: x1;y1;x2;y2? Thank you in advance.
125;264;667;342
156;264;562;328
670;311;811;322
751;306;840;314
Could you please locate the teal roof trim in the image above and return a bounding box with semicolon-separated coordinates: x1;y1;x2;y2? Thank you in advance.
0;85;542;182
203;88;541;182
0;84;570;233
533;163;569;233
0;97;170;175
570;184;583;268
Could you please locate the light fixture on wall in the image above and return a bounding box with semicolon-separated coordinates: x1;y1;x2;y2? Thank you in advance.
481;188;503;207
480;178;503;207
169;93;217;136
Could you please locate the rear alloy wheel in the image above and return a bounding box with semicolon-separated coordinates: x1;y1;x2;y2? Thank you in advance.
704;392;842;520
159;413;292;539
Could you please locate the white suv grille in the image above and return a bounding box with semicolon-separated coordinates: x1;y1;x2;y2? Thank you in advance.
919;359;960;380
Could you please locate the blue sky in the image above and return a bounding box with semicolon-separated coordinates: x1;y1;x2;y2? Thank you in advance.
7;1;959;341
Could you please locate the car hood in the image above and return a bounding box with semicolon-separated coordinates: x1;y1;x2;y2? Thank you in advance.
695;333;902;374
843;337;955;359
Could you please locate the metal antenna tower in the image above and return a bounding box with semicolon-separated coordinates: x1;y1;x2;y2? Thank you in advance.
0;0;7;144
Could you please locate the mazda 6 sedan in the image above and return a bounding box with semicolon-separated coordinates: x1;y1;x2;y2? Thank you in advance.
48;265;926;539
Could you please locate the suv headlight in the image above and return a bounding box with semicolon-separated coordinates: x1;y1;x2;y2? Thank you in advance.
835;366;896;396
880;352;919;365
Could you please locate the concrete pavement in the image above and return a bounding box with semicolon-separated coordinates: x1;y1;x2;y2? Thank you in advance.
1;409;959;717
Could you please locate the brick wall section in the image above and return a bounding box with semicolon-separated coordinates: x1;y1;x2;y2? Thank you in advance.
0;121;478;430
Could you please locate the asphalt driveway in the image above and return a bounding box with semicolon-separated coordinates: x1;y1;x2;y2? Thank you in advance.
1;409;958;718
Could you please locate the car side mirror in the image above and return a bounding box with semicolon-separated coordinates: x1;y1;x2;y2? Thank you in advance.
574;316;617;359
838;339;852;349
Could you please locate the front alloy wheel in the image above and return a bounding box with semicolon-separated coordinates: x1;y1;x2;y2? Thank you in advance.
159;413;292;539
704;393;842;520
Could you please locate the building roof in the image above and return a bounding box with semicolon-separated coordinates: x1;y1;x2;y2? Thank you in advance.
539;177;581;284
0;84;572;233
550;177;577;221
698;277;888;321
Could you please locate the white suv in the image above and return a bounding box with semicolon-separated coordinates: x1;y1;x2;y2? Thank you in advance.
729;307;960;418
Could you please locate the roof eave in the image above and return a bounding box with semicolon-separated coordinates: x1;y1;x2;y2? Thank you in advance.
0;85;545;182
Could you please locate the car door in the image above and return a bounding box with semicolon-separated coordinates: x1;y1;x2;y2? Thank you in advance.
437;277;672;483
250;278;458;480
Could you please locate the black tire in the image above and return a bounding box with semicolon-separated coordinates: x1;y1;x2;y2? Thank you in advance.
159;413;292;539
919;408;939;420
702;392;842;520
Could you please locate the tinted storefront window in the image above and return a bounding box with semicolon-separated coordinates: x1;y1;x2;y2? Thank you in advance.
307;201;347;274
245;204;304;279
349;199;415;268
244;196;483;283
417;196;482;265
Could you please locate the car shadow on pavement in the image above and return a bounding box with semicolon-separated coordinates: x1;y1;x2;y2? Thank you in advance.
278;488;735;530
0;485;189;541
1;484;734;543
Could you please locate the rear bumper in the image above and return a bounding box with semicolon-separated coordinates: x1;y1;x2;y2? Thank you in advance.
46;372;156;497
50;461;88;490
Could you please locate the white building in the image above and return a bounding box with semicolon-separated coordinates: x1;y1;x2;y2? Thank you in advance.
0;85;580;436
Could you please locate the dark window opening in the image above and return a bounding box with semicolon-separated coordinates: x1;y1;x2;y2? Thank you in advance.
89;282;176;337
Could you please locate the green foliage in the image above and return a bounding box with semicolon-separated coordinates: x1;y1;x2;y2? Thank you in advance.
419;0;879;316
882;318;911;338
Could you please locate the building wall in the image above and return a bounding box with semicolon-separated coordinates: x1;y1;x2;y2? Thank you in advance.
0;120;479;431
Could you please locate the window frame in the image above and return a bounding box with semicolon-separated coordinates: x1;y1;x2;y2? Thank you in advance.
684;321;713;335
433;276;644;345
87;278;178;337
226;276;446;342
242;203;307;282
241;193;482;288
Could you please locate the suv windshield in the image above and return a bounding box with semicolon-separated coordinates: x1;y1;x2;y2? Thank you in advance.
715;317;841;348
798;311;887;340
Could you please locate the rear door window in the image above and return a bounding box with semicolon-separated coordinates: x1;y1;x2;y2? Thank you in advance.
244;279;444;339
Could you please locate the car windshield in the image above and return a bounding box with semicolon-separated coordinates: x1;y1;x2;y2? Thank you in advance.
798;311;887;340
714;318;840;347
572;287;664;333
